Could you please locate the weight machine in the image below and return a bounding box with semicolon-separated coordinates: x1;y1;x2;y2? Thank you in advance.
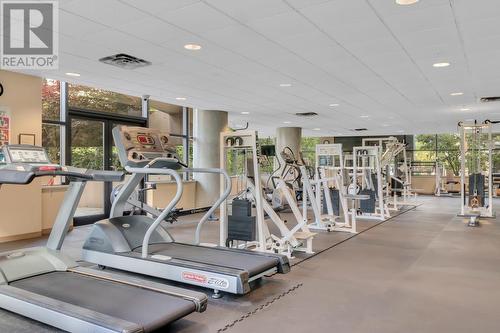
434;161;446;196
362;137;416;210
434;161;460;197
268;146;307;209
458;120;495;224
347;146;388;221
300;144;355;233
220;131;315;258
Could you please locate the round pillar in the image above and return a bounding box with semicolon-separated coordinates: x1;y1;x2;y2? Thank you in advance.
193;109;228;208
275;127;302;167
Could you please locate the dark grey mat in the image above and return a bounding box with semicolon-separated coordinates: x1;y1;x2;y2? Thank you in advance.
6;199;490;333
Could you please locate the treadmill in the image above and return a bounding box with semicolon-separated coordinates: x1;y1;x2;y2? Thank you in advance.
83;126;290;297
0;145;207;333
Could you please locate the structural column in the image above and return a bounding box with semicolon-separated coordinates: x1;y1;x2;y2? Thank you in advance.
275;127;302;168
193;109;228;208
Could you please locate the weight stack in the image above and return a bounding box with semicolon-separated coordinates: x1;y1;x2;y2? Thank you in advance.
228;199;256;242
391;178;403;197
359;189;376;213
469;173;485;207
322;188;340;216
371;173;379;199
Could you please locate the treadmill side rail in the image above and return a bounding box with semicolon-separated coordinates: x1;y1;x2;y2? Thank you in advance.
83;249;250;294
203;246;291;274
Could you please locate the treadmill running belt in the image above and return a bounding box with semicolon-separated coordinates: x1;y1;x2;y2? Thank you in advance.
136;243;279;276
11;271;196;332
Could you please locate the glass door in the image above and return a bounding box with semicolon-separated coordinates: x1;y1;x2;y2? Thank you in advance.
69;117;106;225
69;116;146;225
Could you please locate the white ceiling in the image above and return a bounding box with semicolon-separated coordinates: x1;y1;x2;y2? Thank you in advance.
9;0;500;136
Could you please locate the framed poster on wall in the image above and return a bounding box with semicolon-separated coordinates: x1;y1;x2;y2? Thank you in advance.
19;134;35;145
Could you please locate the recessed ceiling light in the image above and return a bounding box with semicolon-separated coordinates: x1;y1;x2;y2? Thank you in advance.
279;83;292;87
184;44;202;50
241;111;250;115
329;103;339;107
433;62;450;68
396;0;419;5
65;72;80;77
382;124;390;127
360;115;369;118
450;92;464;96
397;130;405;133
312;128;321;131
175;97;187;101
460;107;471;111
283;121;292;124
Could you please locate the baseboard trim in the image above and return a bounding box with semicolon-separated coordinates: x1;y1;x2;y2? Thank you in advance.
0;232;42;243
41;225;73;235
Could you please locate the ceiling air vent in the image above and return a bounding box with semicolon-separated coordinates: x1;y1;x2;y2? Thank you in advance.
480;96;500;103
351;128;368;132
295;112;318;117
99;53;152;70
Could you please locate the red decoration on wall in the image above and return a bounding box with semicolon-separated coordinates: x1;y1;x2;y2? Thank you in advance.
0;111;10;146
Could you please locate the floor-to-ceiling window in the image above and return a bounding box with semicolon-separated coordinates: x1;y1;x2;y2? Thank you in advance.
301;137;320;166
42;79;63;165
42;80;147;224
412;134;461;176
67;85;147;224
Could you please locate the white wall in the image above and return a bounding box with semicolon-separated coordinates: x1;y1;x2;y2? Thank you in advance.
0;70;43;241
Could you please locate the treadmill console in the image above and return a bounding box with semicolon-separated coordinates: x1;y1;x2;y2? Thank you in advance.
0;145;125;185
2;145;52;164
113;125;182;169
0;145;63;184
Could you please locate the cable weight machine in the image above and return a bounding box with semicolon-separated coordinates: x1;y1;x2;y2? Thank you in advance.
458;120;495;225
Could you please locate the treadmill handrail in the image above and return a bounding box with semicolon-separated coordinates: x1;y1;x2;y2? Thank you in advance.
123;165;232;252
142;162;232;244
0;169;93;185
186;168;231;244
125;166;183;258
125;158;232;245
0;167;124;185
